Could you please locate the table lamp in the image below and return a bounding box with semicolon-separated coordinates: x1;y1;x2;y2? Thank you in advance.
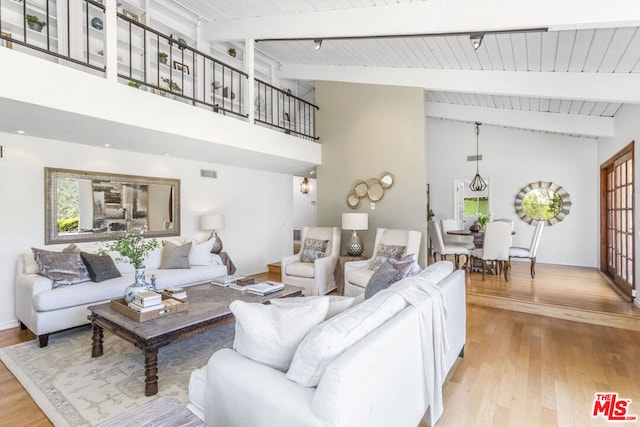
342;213;368;256
200;214;225;254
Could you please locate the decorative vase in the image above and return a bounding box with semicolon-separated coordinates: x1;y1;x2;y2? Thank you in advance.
346;231;364;256
124;267;150;303
469;221;481;233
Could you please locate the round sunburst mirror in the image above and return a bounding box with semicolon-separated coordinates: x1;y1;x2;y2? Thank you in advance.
514;181;571;225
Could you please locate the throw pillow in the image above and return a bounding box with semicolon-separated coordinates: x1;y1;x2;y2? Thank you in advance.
364;260;397;299
299;238;329;263
230;298;329;372
160;241;192;269
369;244;406;271
80;252;122;282
391;253;421;282
270;295;355;320
189;238;216;266
286;290;408;387
31;247;91;289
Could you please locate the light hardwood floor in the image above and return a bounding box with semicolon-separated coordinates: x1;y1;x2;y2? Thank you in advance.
1;263;639;426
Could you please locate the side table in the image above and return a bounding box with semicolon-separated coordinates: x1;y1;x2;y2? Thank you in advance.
334;255;366;295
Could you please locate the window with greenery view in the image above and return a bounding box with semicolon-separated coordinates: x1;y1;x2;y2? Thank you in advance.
464;197;489;216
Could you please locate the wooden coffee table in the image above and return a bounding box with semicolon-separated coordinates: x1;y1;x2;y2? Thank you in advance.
88;282;303;396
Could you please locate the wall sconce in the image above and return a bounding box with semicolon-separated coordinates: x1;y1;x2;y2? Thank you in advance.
470;33;484;50
300;177;311;194
313;39;322;51
200;214;225;254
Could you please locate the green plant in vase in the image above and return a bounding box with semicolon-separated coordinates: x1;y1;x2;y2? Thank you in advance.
26;15;46;32
100;229;164;302
128;81;141;89
158;52;168;64
161;77;181;93
477;213;490;230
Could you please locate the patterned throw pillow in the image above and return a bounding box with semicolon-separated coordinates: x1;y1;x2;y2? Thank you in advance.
300;238;329;263
369;244;406;271
32;247;91;289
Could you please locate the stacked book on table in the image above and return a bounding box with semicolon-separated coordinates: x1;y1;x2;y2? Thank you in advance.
245;281;285;296
128;291;164;313
211;275;246;287
163;287;187;300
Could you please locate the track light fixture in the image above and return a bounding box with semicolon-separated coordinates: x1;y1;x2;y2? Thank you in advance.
470;33;484;50
313;39;322;50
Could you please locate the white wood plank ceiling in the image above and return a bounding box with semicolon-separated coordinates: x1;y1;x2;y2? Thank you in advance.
172;0;640;137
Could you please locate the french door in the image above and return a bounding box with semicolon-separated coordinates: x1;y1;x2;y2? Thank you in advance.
601;142;635;298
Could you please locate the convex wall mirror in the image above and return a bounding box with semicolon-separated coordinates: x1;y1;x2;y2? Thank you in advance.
45;168;180;244
514;181;571;225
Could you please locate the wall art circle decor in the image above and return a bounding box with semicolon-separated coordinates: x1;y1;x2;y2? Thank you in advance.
346;172;395;208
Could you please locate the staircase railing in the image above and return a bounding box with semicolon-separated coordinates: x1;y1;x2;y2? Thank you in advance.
0;0;319;140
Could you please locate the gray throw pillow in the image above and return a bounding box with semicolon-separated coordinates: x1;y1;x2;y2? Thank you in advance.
369;244;406;271
80;252;122;282
32;247;91;289
391;253;420;282
364;260;397;300
160;241;192;269
300;238;329;263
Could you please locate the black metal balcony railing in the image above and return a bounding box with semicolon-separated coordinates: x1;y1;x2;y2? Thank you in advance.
117;14;247;118
0;0;319;140
255;79;319;141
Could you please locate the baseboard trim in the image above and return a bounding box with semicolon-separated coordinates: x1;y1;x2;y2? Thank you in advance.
0;319;20;331
467;293;640;332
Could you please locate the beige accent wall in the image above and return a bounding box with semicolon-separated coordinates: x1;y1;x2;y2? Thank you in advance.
315;81;428;265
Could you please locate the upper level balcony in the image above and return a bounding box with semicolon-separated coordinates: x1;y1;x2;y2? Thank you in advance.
0;0;321;175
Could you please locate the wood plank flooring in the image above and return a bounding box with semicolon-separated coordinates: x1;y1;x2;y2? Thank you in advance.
2;264;639;426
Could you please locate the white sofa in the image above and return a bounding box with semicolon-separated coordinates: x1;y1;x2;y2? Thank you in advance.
188;261;466;427
15;239;228;347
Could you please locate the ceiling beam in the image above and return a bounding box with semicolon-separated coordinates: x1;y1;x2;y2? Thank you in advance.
203;0;640;41
425;102;615;138
278;64;640;104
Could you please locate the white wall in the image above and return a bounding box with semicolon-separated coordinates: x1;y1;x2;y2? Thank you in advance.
0;133;294;329
292;176;318;235
427;119;598;267
315;81;428;262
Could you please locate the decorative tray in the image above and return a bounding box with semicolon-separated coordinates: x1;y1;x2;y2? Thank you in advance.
110;294;189;322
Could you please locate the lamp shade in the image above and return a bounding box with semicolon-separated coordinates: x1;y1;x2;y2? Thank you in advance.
341;213;368;231
200;214;225;231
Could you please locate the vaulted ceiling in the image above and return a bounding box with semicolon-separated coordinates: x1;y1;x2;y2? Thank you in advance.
175;0;640;139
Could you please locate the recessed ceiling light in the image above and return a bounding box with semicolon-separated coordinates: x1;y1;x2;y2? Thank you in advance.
162;153;170;156
16;130;25;134
103;143;111;147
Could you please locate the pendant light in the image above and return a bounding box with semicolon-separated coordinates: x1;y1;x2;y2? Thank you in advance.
469;122;487;192
300;177;311;194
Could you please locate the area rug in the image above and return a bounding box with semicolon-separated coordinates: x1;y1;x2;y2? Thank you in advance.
0;323;235;426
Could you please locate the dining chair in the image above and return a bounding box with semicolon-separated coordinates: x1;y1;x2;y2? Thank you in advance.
509;221;545;278
428;220;469;270
440;218;475;250
470;221;512;280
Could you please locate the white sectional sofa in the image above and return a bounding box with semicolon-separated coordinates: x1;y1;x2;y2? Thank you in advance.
188;261;466;427
15;239;228;347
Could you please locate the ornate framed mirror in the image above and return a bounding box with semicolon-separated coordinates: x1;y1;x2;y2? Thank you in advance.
514;181;571;225
45;168;181;244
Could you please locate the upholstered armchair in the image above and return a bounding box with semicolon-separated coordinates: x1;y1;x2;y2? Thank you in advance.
281;226;341;296
343;228;422;297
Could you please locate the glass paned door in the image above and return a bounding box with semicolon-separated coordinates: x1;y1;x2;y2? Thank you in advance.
601;144;634;297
